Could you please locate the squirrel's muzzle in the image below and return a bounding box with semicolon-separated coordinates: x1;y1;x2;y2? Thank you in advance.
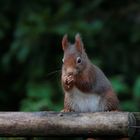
66;67;77;76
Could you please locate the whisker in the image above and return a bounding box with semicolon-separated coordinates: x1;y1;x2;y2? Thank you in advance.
31;69;61;83
45;69;61;78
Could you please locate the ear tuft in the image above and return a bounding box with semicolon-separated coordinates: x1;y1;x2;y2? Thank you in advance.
75;33;81;41
75;33;83;52
62;34;68;51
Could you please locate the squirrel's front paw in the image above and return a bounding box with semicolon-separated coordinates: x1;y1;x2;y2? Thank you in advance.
61;109;70;112
61;109;75;112
65;75;74;85
63;75;74;89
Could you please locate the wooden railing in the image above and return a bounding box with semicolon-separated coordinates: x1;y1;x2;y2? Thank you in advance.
0;112;139;137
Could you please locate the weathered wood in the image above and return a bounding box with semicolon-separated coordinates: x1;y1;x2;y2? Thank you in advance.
0;112;136;137
131;112;140;136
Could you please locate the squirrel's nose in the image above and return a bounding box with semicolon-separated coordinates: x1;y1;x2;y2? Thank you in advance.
68;72;73;76
66;67;74;75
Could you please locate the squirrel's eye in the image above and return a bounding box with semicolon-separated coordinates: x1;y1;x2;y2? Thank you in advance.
76;57;82;64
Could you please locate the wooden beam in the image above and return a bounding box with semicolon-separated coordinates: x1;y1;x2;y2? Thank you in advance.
131;112;140;137
0;112;136;137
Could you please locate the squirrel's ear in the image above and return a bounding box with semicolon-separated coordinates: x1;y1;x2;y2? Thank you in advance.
75;33;84;52
62;34;68;51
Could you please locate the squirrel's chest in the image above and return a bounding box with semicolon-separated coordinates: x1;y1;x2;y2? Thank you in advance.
65;87;103;112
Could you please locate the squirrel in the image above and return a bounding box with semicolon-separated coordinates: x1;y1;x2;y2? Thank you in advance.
61;33;129;140
61;33;119;113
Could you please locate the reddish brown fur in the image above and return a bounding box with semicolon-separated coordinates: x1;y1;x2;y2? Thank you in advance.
64;95;74;112
75;33;83;53
62;34;68;51
64;54;76;69
103;89;120;111
75;65;95;93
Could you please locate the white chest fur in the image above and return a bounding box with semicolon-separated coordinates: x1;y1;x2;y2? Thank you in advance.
65;87;104;112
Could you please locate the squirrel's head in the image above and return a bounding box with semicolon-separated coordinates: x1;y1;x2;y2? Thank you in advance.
61;33;88;76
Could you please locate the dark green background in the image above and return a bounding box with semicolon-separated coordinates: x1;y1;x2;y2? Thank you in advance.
0;0;140;139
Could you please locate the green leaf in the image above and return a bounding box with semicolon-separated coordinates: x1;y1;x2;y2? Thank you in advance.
133;77;140;99
20;82;54;111
121;100;139;111
17;45;30;63
110;76;129;95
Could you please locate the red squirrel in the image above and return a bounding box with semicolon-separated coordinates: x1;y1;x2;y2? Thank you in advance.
61;33;119;113
61;34;129;140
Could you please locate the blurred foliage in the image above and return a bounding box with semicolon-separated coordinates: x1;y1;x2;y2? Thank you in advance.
0;0;140;139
